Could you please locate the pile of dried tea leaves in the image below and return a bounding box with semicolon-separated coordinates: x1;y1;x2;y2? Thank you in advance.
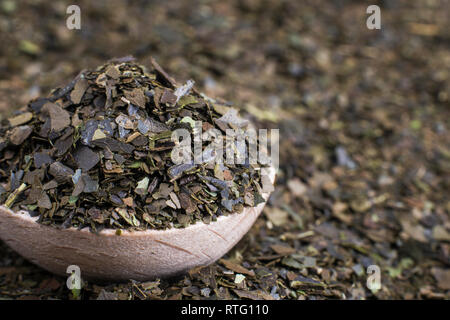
0;57;268;232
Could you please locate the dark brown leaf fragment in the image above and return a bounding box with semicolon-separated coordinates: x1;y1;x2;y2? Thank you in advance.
74;146;100;171
49;162;74;183
70;78;89;104
9;125;32;145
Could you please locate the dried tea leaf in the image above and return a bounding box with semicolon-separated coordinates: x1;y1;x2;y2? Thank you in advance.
42;102;71;132
169;192;181;209
220;259;255;276
177;214;190;226
74;146;100;171
8;112;33;127
54;133;73;157
215;108;249;131
92;137;134;154
105;65;121;79
265;207;289;227
43;179;58;190
124;88;146;108
70;78;89;104
431;268;450;290
160;89;177;105
270;244;296;256
168;163;196;181
122;197;134;207
49;162;74;183
37;192;52;209
135;177;149;196
179;192;196;214
115;208;140;227
82;175;99;193
9;125;32;145
34;152;53;168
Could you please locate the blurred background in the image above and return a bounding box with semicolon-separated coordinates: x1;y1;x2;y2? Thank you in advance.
0;0;449;299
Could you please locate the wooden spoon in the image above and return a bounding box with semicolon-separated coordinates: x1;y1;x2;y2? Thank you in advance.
0;167;275;281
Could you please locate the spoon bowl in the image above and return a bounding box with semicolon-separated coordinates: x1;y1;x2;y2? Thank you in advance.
0;167;275;281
